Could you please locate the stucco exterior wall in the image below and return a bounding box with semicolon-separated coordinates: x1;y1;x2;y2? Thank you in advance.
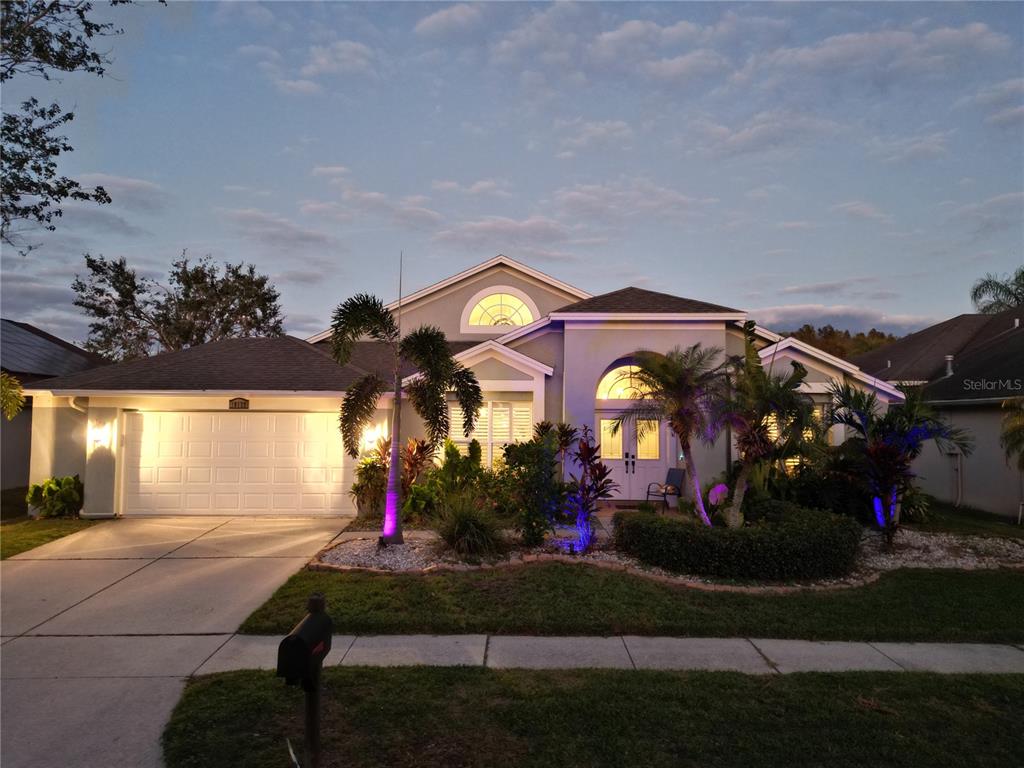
562;322;733;486
1;401;32;491
395;265;580;341
508;329;565;422
914;405;1023;518
28;394;87;487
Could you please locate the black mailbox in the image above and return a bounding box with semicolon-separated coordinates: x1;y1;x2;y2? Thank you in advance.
277;593;333;688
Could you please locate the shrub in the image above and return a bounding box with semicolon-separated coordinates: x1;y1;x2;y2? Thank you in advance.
26;475;84;518
350;457;387;518
502;434;564;546
402;481;440;523
436;491;504;558
565;426;617;552
613;506;862;581
433;439;483;497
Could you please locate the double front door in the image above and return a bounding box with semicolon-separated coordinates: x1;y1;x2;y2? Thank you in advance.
596;416;671;500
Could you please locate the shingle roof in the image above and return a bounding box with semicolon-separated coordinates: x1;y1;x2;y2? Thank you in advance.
312;339;481;379
1;319;105;381
555;286;740;314
924;326;1024;402
851;308;1023;383
28;336;364;392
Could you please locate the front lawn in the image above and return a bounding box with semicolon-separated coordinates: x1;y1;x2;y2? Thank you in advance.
0;517;97;559
904;500;1022;539
240;563;1024;642
164;667;1024;768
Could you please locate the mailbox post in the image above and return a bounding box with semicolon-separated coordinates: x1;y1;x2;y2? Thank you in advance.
277;593;333;768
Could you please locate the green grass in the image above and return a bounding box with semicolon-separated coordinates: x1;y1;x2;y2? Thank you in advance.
0;517;97;559
163;667;1024;768
240;563;1024;642
904;500;1022;539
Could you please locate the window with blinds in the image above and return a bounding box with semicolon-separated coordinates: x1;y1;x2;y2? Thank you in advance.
449;401;533;467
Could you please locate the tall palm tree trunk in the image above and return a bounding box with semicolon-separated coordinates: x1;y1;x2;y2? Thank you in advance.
723;464;748;528
383;369;404;544
680;440;712;527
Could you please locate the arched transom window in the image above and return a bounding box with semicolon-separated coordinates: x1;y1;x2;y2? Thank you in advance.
468;293;535;327
596;365;652;400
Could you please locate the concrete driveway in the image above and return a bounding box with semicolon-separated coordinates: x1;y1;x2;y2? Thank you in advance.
1;516;348;768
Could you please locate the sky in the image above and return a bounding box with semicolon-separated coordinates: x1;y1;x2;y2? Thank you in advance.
2;1;1022;343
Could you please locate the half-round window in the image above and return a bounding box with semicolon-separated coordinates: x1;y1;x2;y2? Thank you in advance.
468;293;535;327
596;365;651;400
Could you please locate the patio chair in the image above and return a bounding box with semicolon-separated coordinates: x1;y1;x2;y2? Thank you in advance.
646;467;685;511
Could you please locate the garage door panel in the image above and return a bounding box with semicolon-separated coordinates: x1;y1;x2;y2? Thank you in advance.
123;411;352;516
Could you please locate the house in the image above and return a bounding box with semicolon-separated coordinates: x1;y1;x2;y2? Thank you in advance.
852;308;1024;518
1;320;106;511
24;256;903;518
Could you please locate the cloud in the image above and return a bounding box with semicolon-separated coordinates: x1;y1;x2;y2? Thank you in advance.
779;276;879;296
986;105;1024;128
56;204;149;237
953;192;1024;239
491;3;580;67
777;220;818;231
76;174;169;212
311;165;350;177
434;215;570;251
553;178;715;222
643;49;730;81
431;178;511;197
300;40;375;78
221;208;339;249
688;110;841;156
750;303;932;335
831;201;892;223
237;44;281;62
298;200;353;222
746;183;787;201
868;131;951;163
735;21;1011;91
556;118;633;150
275;78;322;95
414;4;484;37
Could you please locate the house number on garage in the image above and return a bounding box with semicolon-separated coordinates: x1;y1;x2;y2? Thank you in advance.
229;397;250;410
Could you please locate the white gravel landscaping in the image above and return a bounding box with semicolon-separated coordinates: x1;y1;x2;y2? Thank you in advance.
315;525;1024;589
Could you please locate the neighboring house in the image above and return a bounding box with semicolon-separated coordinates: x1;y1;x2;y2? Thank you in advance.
25;256;902;518
853;308;1024;518
1;319;106;498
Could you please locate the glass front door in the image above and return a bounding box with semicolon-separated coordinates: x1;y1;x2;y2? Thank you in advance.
597;416;670;500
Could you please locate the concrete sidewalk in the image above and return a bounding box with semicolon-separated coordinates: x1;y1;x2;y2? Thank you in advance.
192;634;1024;675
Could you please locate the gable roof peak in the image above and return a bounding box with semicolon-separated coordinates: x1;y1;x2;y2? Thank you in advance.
555;285;741;315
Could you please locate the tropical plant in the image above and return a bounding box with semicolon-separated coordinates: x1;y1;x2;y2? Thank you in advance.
1000;397;1024;471
26;474;84;518
502;432;564;546
332;291;483;543
715;321;815;527
970;266;1024;314
613;345;726;527
436;490;504;558
565;426;618;552
349;455;387;518
829;381;973;545
1;371;26;420
432;439;483;497
533;420;579;470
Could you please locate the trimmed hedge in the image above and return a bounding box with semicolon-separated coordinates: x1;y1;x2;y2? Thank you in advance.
613;507;862;581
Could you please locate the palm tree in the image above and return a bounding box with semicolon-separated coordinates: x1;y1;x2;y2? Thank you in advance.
1;372;25;420
1001;398;1024;471
614;345;725;527
716;322;814;527
830;381;972;544
331;293;483;544
971;266;1024;314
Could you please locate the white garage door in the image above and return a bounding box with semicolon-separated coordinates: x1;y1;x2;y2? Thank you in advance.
123;411;353;516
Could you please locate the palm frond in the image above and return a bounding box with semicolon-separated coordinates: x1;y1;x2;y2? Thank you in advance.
339;373;388;458
1001;397;1024;471
330;293;399;365
399;325;450;382
971;267;1024;314
448;364;483;437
